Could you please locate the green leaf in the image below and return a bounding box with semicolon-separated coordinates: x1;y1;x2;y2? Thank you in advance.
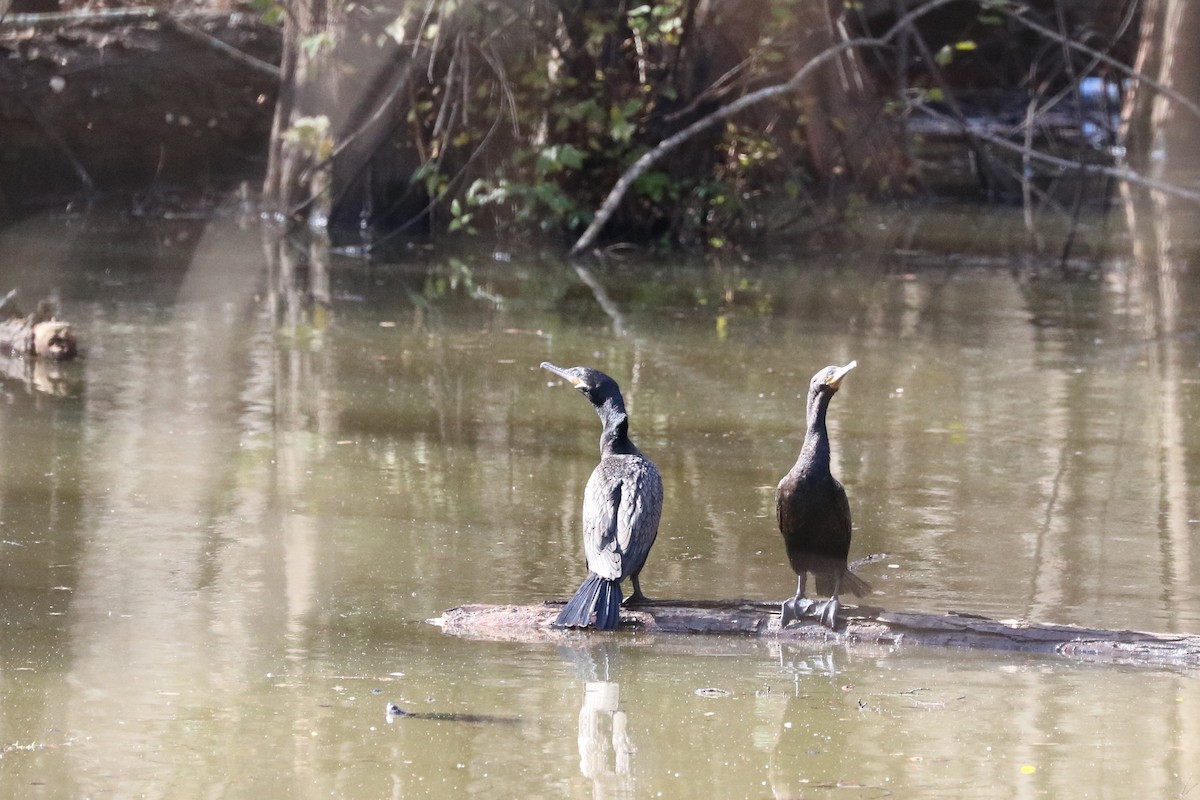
537;145;584;175
633;171;671;203
299;32;335;59
609;106;636;143
556;144;585;170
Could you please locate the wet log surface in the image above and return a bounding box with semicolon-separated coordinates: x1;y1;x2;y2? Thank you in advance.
0;316;77;360
432;600;1200;668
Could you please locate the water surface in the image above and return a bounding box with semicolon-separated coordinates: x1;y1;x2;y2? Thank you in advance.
1;205;1199;797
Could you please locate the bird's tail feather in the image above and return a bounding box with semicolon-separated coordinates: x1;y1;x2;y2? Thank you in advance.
840;568;872;598
554;572;623;630
815;567;873;598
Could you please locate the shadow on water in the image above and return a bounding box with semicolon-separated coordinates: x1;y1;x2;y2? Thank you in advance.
1;198;1200;797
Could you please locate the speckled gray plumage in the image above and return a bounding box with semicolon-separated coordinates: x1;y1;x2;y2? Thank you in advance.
542;362;664;629
582;452;662;583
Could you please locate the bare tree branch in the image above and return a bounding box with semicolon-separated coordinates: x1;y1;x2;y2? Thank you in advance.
920;106;1200;203
568;0;1200;257
1000;2;1200;124
568;0;961;257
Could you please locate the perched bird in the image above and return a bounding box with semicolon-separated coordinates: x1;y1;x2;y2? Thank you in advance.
541;362;663;630
776;361;871;629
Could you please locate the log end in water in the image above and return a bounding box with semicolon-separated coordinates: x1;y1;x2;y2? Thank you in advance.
0;295;79;361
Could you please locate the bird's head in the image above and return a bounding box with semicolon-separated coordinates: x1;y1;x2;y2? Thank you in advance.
809;360;857;400
541;362;623;409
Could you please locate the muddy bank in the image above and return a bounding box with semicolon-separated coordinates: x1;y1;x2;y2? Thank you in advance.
0;6;280;217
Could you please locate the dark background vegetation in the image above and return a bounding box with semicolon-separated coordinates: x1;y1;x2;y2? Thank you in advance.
1;0;1196;252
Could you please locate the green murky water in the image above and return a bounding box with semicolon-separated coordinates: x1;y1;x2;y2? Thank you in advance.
1;205;1199;797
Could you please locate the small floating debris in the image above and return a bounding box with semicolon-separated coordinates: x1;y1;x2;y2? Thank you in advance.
694;687;731;698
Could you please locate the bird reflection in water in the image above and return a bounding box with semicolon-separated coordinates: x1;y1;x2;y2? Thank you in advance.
561;641;635;799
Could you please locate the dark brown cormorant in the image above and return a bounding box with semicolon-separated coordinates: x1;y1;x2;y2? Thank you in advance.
541;362;663;630
776;361;871;629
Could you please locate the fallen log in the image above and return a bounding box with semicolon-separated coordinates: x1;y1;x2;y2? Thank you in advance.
431;600;1200;668
0;294;78;360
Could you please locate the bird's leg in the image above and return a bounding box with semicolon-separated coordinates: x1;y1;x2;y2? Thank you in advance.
816;574;843;629
817;595;841;628
780;574;815;627
622;572;650;605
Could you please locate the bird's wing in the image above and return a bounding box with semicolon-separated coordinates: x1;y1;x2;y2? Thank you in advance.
829;476;852;546
582;466;623;580
775;473;798;535
581;456;663;581
614;459;663;576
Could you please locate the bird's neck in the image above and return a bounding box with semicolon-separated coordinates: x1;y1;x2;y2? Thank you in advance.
797;393;832;476
597;399;637;458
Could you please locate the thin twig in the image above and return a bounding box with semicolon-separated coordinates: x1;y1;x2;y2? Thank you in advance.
920;105;1200;203
1001;2;1200;124
160;14;280;80
568;0;1200;256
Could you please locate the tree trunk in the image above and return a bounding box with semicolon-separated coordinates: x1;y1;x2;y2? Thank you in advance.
263;0;343;225
1122;0;1200;180
796;5;910;198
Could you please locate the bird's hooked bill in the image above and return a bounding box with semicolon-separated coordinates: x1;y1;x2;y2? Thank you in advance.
827;360;857;388
541;361;583;387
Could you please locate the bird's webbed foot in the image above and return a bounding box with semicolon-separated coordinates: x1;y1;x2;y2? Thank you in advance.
622;575;650;606
780;595;816;628
814;596;841;629
621;590;650;606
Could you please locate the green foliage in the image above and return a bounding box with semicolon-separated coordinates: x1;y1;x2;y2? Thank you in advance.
935;39;978;67
422;259;504;305
536;144;586;175
284;115;333;160
632;171;672;204
336;0;773;244
323;0;903;246
247;0;284;26
299;32;336;60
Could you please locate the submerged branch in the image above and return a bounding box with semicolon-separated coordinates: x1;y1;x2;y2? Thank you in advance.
1;7;279;82
0;6;158;28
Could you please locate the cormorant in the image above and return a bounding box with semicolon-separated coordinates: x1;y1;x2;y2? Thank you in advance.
541;362;663;630
776;361;871;629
